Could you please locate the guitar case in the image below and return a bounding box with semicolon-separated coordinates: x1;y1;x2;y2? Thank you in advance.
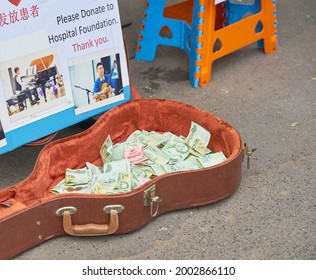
0;96;243;259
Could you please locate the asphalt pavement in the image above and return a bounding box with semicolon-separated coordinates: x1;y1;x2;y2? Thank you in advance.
0;0;315;260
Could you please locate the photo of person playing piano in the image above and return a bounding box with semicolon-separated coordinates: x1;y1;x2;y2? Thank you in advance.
14;67;40;106
1;52;67;123
92;62;115;102
6;66;41;114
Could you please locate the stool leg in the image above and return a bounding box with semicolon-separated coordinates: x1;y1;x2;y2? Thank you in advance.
261;0;278;54
190;0;217;87
136;0;196;62
136;0;186;61
135;0;165;61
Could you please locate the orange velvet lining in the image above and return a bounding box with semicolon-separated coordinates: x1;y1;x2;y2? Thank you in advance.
0;99;241;219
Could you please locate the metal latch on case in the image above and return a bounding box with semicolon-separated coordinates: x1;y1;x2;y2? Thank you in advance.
243;143;256;169
144;185;162;217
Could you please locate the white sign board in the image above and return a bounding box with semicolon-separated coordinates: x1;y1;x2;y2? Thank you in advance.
0;0;131;154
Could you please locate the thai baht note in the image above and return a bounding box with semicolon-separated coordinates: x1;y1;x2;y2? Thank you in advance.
111;142;126;161
50;179;91;194
90;172;119;194
174;156;201;171
103;159;131;174
86;162;103;181
100;135;113;164
65;167;90;186
145;146;170;165
117;172;132;193
161;135;190;164
124;144;148;164
197;151;227;168
185;121;211;155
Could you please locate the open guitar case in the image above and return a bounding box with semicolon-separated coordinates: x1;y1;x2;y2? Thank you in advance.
0;38;244;259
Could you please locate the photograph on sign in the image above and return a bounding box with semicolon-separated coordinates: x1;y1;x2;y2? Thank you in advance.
0;119;6;148
0;48;68;123
69;49;125;115
0;0;131;154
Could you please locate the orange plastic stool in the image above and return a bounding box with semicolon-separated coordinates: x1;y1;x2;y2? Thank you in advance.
135;0;278;88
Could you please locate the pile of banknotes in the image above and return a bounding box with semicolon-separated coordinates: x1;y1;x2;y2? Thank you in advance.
50;121;227;195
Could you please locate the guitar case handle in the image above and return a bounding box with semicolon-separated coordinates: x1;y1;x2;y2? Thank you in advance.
60;208;121;236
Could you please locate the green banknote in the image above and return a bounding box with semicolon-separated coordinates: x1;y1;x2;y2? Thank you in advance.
65;167;90;186
52;123;226;195
161;135;190;164
197;151;227;168
185;121;211;155
100;134;113;164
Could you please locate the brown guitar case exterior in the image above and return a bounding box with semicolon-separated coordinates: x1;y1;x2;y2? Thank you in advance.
0;97;243;259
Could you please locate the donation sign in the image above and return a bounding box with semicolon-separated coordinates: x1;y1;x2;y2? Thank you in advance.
0;0;130;153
